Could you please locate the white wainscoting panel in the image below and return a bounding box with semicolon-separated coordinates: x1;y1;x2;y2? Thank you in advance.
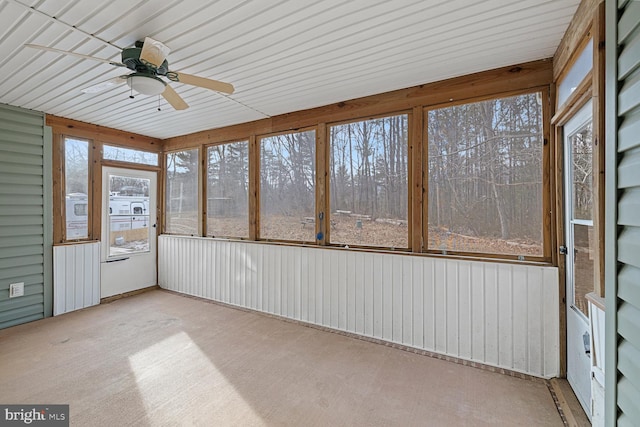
589;300;606;426
53;242;100;316
159;236;560;378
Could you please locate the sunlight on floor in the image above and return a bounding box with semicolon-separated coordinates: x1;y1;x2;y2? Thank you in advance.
128;331;263;425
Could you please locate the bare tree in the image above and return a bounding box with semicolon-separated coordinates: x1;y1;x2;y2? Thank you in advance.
427;93;543;254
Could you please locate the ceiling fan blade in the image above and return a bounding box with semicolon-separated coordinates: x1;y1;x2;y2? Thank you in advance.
81;75;128;94
172;71;234;94
162;85;189;110
139;37;170;68
24;44;125;67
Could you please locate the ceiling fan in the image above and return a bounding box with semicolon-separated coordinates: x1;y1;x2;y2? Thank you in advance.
25;37;234;110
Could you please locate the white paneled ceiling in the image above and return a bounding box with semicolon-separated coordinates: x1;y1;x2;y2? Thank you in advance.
0;0;579;139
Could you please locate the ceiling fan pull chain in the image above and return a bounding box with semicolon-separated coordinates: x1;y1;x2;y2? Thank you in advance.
129;85;134;99
157;95;161;111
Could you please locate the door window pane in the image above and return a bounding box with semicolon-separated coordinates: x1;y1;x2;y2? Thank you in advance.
570;123;593;220
329;115;408;248
572;224;594;316
108;175;150;256
260;130;315;242
165;150;199;235
427;93;544;256
207;141;249;238
65;138;89;240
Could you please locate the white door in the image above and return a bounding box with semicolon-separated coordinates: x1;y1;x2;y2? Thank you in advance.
563;100;593;417
101;167;157;298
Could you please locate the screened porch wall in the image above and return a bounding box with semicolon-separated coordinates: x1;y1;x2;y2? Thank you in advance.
159;235;560;378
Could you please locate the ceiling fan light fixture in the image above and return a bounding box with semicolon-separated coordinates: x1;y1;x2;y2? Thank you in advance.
127;75;166;96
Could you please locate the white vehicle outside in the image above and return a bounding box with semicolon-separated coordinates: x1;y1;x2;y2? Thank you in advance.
66;193;150;240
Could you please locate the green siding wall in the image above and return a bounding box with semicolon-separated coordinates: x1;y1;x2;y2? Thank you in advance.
0;103;52;329
606;0;640;424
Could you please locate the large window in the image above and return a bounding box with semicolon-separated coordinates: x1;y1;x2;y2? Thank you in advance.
165;149;199;235
329;114;409;248
155;63;553;262
207;141;249;238
64;137;90;240
260;130;316;242
427;93;544;257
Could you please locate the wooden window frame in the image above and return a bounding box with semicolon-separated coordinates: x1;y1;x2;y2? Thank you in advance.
160;59;554;265
102;143;161;167
256;126;318;244
422;87;553;263
324;110;413;251
556;36;594;110
203;139;251;240
54;135;95;244
552;2;606;299
54;136;163;244
163;148;201;237
48;116;162;245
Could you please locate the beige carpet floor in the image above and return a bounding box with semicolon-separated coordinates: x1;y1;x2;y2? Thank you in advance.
0;290;564;426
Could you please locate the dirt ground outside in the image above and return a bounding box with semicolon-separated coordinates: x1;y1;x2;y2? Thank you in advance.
108;227;150;255
109;227;148;245
168;213;543;256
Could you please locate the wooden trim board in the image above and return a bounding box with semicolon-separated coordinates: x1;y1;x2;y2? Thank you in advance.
164;59;553;151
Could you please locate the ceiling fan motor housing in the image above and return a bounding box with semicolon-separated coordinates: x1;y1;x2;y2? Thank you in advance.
121;47;169;75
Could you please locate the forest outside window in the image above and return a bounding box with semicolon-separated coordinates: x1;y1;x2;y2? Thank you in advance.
165;149;199;235
64;137;90;240
426;93;544;257
329;114;409;248
567;110;594;315
260;130;316;242
206;141;249;238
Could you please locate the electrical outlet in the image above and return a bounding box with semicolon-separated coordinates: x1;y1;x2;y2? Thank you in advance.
9;282;24;298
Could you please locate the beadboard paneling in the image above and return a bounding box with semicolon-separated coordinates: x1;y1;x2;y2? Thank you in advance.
53;242;100;315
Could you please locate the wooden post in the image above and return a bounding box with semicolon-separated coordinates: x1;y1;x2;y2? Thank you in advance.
91;140;102;241
248;135;259;240
549;83;558;267
51;133;64;243
315;123;328;245
410;106;423;252
555;124;567;378
421;108;429;253
542;88;553;261
200;144;207;237
592;1;606;297
158;150;166;235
